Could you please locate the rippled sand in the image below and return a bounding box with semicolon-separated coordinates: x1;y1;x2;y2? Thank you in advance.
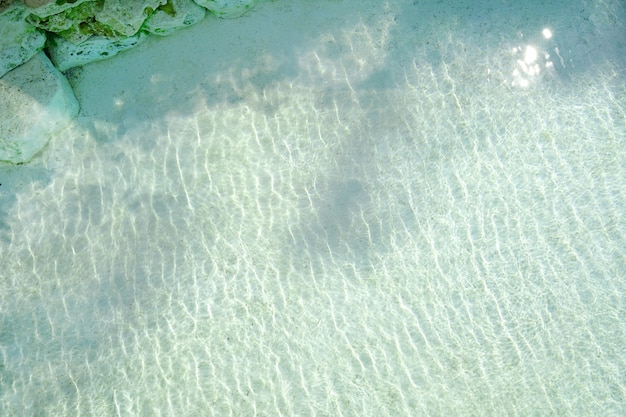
1;0;625;415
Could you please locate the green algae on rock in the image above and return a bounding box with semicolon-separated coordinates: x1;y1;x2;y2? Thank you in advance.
22;0;93;19
95;0;168;36
26;1;120;45
0;3;46;78
6;0;262;76
143;0;207;37
0;0;17;14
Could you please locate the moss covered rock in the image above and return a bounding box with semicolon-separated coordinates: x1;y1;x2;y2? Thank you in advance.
143;0;206;37
27;0;167;42
0;3;46;77
0;0;17;14
23;0;93;19
26;1;121;45
95;0;167;36
7;0;261;75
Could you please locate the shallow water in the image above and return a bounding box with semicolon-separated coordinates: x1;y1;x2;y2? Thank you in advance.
1;0;625;415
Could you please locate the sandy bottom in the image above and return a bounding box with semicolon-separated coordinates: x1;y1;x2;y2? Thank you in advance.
1;0;625;415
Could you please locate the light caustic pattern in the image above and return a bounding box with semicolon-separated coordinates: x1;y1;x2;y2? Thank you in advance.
1;2;625;416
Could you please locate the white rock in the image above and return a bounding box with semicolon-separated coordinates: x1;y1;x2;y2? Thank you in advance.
143;0;207;36
193;0;258;18
95;0;167;36
0;3;47;78
0;52;79;164
22;0;92;19
25;1;116;46
47;31;148;72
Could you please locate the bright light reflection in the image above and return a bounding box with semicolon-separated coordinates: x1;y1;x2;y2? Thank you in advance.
509;26;559;88
542;28;552;39
524;46;538;64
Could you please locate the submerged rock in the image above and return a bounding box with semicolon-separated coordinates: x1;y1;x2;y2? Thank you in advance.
0;52;79;164
143;0;207;37
5;0;262;76
0;3;46;78
95;0;167;36
0;0;17;14
47;31;147;71
26;0;167;43
22;0;93;19
193;0;258;18
26;1;119;45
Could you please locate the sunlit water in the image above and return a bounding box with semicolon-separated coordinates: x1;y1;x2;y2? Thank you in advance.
1;1;625;415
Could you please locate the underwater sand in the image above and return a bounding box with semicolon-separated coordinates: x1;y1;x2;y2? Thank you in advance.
1;0;625;415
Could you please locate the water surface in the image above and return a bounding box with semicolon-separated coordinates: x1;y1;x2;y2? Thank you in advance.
1;0;625;415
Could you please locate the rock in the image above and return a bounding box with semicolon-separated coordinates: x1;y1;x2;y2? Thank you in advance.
31;0;217;71
0;52;79;164
22;0;92;19
47;31;148;71
143;0;206;37
193;0;258;18
0;3;46;78
0;0;17;14
95;0;167;36
26;1;120;45
28;1;170;42
21;0;54;7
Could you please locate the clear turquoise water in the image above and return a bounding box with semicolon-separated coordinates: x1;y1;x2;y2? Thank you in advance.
1;1;625;415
